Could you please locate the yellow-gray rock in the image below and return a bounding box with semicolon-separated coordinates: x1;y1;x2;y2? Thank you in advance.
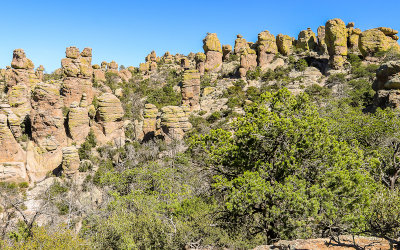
222;44;232;61
61;47;94;107
62;146;80;176
93;65;106;83
96;93;124;136
68;100;90;145
181;57;190;69
346;23;361;54
296;28;317;51
203;33;223;73
35;65;45;81
373;60;400;91
107;61;119;73
7;49;39;89
162;51;174;63
119;69;132;82
160;106;192;142
239;49;257;78
143;103;158;139
182;69;201;111
7;83;31;124
31;82;66;152
195;52;206;75
0;114;28;183
276;34;294;56
325;18;348;69
234;34;250;55
257;30;278;68
317;26;328;55
11;49;34;70
359;28;400;57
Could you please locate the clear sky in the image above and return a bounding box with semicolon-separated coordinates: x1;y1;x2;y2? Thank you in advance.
1;0;400;72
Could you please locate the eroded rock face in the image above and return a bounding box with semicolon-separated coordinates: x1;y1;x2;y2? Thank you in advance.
239;49;257;78
160;106;192;142
222;45;232;61
7;83;31;125
359;28;400;57
11;49;34;70
31;82;66;152
67;98;90;145
234;35;249;55
347;22;361;54
0;114;28;183
317;26;328;55
96;93;125;144
373;60;400;91
297;28;317;51
182;70;201;111
195;52;206;75
61;146;80;176
325;18;348;69
6;49;40;89
203;33;223;73
142;103;158;139
257;30;277;69
61;47;94;107
276;34;293;56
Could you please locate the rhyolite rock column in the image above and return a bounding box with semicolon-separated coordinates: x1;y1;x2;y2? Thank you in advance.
203;33;223;73
325;18;348;69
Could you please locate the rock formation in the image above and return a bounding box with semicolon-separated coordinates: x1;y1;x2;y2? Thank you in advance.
359;28;400;58
67;95;90;144
142;103;159;140
222;45;232;61
195;52;206;75
347;22;362;54
6;49;40;89
234;35;249;55
373;60;400;109
160;106;192;142
317;26;328;55
203;33;223;73
296;28;317;51
276;34;294;56
61;47;94;107
257;30;278;69
181;70;201;111
239;48;257;78
92;64;106;83
61;146;80;176
325;18;348;69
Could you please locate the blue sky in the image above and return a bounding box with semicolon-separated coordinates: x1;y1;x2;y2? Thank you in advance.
1;0;400;72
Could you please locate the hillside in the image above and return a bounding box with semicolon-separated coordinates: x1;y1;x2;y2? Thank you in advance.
1;18;400;249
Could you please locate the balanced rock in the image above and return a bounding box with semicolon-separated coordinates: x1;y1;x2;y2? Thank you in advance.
182;69;201;111
203;33;223;73
296;28;317;51
96;93;124;136
61;47;94;106
234;34;249;55
257;30;278;68
7;49;39;89
276;34;294;56
11;49;34;70
325;18;348;69
359;28;400;57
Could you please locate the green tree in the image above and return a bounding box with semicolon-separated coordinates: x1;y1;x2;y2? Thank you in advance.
190;89;378;244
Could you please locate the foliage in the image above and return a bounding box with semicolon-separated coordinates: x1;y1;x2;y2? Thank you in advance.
190;89;378;244
78;129;97;160
246;66;262;80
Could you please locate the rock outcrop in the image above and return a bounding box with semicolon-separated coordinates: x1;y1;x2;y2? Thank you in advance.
296;28;317;51
61;47;94;107
203;33;223;73
234;35;249;55
195;52;206;75
61;146;80;176
160;106;192;142
6;49;40;89
317;26;328;55
181;70;201;111
373;61;400;109
276;34;293;56
347;22;361;54
142;103;159;140
359;28;400;58
222;45;232;61
257;30;277;69
325;18;348;69
67;95;90;144
239;49;257;78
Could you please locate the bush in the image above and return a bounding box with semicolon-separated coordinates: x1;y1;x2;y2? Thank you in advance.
295;58;308;71
78;129;97;160
246;66;262;80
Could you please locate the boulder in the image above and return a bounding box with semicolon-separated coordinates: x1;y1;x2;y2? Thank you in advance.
276;34;293;56
68;100;90;145
160;106;192;142
373;60;400;91
347;23;361;54
359;28;400;57
96;93;125;138
325;18;348;69
317;26;328;55
195;52;206;75
239;49;257;78
142;103;158;139
11;49;34;70
257;30;277;68
234;34;249;55
222;44;232;61
61;146;80;176
203;33;223;73
296;28;317;51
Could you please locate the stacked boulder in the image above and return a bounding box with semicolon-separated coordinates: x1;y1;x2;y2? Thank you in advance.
257;30;278;69
203;33;223;73
61;146;80;176
92;64;106;83
160;106;192;142
140;51;158;74
359;27;400;58
325;18;348;69
181;70;201;111
346;22;362;54
296;28;317;51
234;35;248;55
222;45;232;61
67;94;90;145
6;49;39;89
61;47;94;107
239;48;257;78
276;34;294;56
